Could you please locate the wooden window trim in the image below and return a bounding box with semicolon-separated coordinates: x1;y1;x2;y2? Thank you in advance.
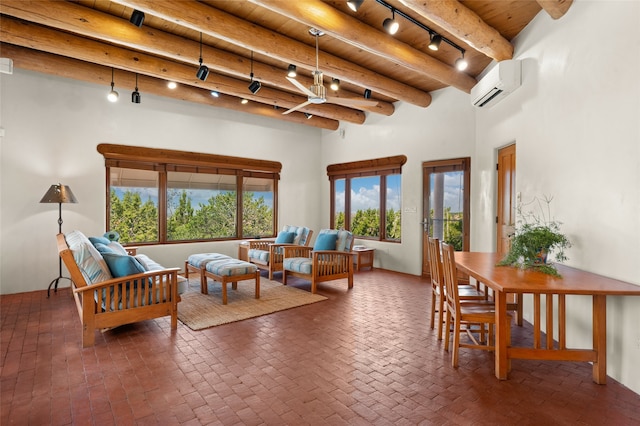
98;143;282;175
328;155;405;242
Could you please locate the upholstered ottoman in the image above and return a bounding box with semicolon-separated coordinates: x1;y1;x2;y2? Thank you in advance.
202;258;260;305
185;253;232;290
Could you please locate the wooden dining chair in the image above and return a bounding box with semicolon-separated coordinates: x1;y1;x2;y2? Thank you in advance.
428;237;486;340
440;242;511;368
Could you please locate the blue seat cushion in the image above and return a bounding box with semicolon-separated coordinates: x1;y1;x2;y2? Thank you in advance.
248;249;270;263
283;257;313;275
205;258;257;277
187;253;232;268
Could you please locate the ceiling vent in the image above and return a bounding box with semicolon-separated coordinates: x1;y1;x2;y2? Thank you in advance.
471;60;521;108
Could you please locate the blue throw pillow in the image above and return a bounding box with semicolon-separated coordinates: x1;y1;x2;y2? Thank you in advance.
102;253;146;278
275;231;295;244
94;243;116;254
89;236;111;247
314;233;338;251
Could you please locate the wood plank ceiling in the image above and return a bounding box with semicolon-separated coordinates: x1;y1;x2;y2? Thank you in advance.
0;0;569;130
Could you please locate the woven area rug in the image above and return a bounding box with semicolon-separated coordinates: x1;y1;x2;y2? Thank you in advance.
177;276;327;330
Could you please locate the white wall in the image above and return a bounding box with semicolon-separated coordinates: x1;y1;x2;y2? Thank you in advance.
0;71;323;295
321;89;475;274
471;0;640;393
1;0;639;395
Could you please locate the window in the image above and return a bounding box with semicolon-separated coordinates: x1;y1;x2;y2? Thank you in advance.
99;144;280;245
328;155;406;242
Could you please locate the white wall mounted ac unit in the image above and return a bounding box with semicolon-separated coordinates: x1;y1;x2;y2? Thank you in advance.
470;59;521;108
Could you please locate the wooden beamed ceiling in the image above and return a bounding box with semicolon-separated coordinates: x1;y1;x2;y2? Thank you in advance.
0;0;569;130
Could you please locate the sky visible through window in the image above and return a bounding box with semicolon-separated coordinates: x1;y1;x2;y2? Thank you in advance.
431;171;464;212
334;175;401;213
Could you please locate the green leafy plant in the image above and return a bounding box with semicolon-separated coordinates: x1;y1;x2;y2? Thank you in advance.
498;196;571;277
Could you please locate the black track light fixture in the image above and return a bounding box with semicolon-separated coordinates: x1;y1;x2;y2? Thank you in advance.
428;34;442;51
196;32;209;81
347;0;364;12
374;0;468;71
248;51;261;94
330;78;340;91
304;113;313;119
287;64;297;78
383;9;399;35
131;73;141;103
130;9;145;27
364;88;372;99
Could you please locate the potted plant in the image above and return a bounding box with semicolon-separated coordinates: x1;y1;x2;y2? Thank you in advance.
498;196;571;276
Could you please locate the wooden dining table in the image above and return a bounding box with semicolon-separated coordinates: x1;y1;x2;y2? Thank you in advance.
454;252;640;383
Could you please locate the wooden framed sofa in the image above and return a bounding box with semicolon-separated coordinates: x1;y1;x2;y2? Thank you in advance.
57;231;184;347
247;225;313;280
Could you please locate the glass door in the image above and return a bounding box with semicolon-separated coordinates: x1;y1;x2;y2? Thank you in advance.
422;158;470;278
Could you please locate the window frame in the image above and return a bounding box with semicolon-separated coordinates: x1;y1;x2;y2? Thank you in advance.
99;143;281;246
327;155;406;242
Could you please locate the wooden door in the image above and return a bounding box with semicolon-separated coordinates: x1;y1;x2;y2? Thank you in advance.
496;144;516;256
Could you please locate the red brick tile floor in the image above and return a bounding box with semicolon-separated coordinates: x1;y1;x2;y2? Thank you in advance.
2;269;639;425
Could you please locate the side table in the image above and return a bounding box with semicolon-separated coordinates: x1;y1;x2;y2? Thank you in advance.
352;247;375;272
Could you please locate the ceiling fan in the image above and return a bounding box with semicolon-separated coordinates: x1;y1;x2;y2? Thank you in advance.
283;28;379;115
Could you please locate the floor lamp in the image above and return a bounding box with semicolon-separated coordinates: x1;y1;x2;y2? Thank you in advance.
40;184;78;297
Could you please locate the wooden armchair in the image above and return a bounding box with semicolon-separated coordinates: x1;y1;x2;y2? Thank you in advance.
282;229;354;294
248;226;313;280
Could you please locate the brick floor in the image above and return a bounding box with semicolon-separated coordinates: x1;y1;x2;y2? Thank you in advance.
2;269;639;425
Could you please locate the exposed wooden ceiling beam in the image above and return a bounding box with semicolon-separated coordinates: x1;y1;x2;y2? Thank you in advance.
109;0;432;107
249;0;477;93
2;43;339;130
397;0;514;62
0;16;366;124
536;0;573;19
0;0;394;117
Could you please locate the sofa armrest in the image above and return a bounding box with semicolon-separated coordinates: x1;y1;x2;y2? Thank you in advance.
73;268;180;294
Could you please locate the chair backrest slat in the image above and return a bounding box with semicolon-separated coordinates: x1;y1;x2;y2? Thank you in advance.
441;242;461;313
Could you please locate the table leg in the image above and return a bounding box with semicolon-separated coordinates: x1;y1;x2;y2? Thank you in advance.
495;291;509;380
593;295;607;384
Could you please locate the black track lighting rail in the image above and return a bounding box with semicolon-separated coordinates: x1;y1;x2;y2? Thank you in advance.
374;0;465;56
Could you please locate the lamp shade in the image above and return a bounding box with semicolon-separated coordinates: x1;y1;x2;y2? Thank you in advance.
40;184;78;204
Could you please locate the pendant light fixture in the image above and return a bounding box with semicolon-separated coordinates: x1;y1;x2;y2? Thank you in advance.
248;51;261;94
287;64;297;78
107;67;119;102
131;73;141;103
196;32;209;81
